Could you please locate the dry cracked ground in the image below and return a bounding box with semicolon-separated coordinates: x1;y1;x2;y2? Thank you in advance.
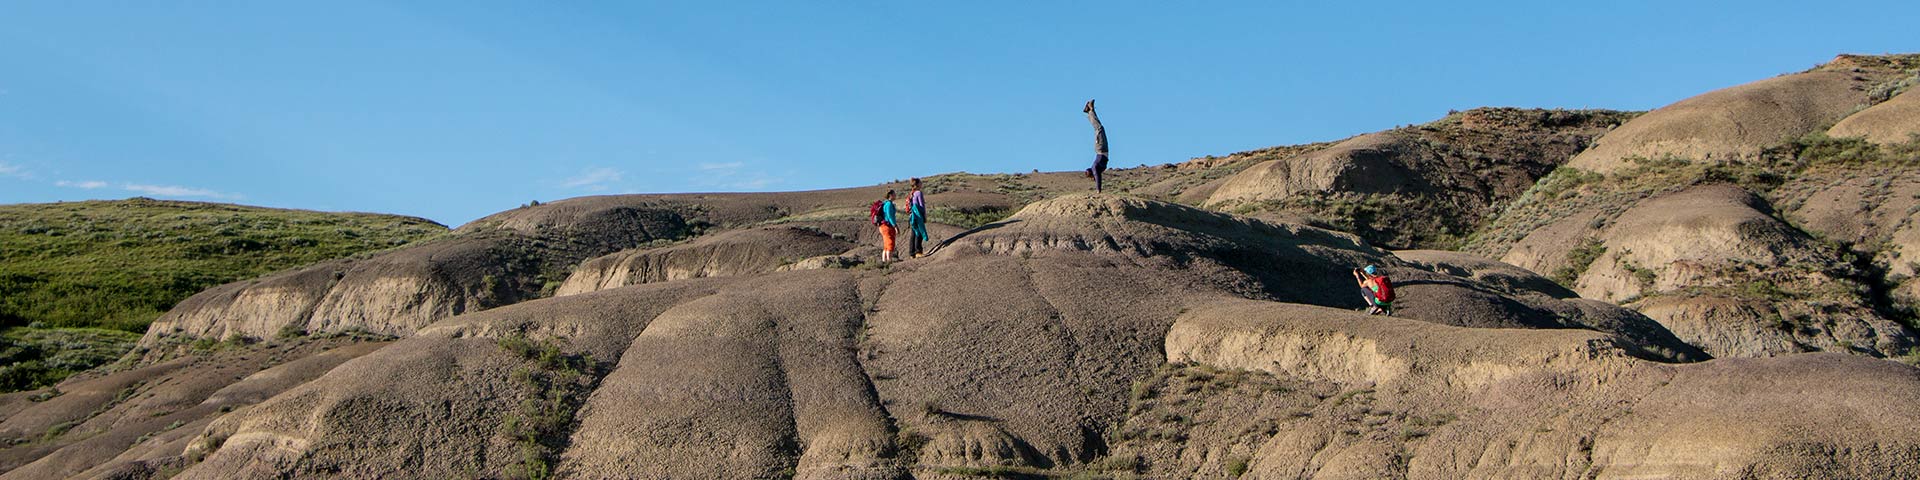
5;53;1920;479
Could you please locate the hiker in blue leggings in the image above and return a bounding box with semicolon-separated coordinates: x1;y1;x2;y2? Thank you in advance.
908;178;929;258
1084;99;1109;192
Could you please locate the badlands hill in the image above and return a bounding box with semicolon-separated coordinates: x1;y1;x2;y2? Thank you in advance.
0;199;444;392
0;198;445;333
1472;54;1920;360
2;53;1919;479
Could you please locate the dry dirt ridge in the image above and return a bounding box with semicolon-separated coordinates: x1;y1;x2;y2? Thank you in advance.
1;193;1914;479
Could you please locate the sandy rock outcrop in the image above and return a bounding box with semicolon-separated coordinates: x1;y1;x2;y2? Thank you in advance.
1567;69;1878;173
1831;83;1920;144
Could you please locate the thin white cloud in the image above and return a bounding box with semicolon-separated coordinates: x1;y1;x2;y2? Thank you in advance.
697;161;744;172
122;183;240;200
10;165;238;199
688;160;781;191
726;177;778;190
561;167;624;191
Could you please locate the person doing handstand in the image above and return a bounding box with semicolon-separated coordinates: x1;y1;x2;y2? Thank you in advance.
1083;99;1109;192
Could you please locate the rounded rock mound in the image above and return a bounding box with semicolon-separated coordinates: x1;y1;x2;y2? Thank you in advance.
1830;85;1920;144
1207;133;1425;203
555;225;859;296
1567;66;1883;173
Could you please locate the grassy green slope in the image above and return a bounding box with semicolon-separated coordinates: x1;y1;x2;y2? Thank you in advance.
0;198;447;333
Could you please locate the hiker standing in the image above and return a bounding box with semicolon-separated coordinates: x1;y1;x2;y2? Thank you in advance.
871;190;899;263
1084;99;1109;192
1353;265;1395;316
908;178;929;258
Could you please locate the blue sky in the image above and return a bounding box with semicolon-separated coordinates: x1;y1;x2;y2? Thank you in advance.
2;2;1915;226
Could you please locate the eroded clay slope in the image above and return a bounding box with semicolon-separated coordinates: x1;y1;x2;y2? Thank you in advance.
1149;299;1920;479
0;337;388;480
120;194;1734;479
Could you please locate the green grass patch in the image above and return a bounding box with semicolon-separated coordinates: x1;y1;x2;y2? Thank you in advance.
0;198;445;333
1531;167;1605;201
1550;238;1607;287
1225;457;1251;477
497;334;597;480
929;206;1015;229
0;327;141;392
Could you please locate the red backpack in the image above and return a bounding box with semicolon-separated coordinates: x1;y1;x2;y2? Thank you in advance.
869;200;885;226
1371;275;1395;302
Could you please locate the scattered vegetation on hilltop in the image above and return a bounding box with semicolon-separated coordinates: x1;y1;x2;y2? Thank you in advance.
0;327;140;391
0;198;446;333
0;198;442;392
